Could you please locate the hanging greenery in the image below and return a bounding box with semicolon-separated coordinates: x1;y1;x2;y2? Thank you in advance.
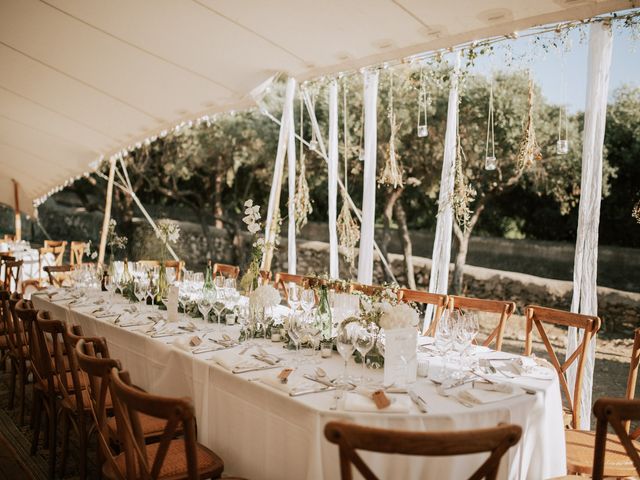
452;130;477;231
378;71;404;188
336;82;360;267
293;95;312;233
516;78;542;172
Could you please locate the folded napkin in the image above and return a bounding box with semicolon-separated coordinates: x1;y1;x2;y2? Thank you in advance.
456;384;525;405
510;356;555;380
343;392;411;413
260;374;317;394
212;353;271;373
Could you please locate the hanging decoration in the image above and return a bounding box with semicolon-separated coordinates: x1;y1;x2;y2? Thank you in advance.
557;73;570;155
633;197;640;224
307;86;319;152
516;78;542;172
294;94;312;233
337;82;360;267
484;79;497;170
417;68;429;138
379;70;404;188
357;108;365;161
452;129;477;231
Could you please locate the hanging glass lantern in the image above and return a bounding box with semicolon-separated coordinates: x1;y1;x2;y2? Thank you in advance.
417;69;429;138
309;139;318;152
556;139;569;155
358;109;365;161
556;105;569;155
484;80;497;171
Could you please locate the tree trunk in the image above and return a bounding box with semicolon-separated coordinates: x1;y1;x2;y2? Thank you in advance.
451;202;486;294
381;187;403;284
213;167;224;229
393;198;416;289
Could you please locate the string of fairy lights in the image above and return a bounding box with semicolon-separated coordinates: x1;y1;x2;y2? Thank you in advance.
32;8;640;209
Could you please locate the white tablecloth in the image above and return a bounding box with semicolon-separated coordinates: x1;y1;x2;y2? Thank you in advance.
32;290;567;480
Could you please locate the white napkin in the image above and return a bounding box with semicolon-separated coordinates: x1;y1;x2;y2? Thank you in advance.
511;357;555;380
212;353;264;372
343;392;411;413
457;385;525;405
260;374;317;394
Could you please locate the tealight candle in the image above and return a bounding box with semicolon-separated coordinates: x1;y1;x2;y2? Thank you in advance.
225;314;236;326
271;330;281;342
417;360;429;377
320;341;333;358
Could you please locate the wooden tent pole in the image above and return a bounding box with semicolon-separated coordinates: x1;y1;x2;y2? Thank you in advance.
98;158;116;265
12;179;21;241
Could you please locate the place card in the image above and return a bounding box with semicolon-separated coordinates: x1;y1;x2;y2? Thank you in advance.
371;390;391;410
278;368;294;383
167;286;179;322
189;336;202;347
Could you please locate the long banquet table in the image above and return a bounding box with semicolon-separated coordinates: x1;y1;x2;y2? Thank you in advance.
33;289;567;480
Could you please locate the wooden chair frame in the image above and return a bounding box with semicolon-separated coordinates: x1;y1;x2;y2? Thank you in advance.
70;241;86;266
524;305;600;429
212;263;240;279
43;264;73;287
449;296;516;351
324;421;521;480
109;367;223;480
592;398;640;480
350;284;390;297
4;292;29;425
399;289;449;336
3;259;22;292
273;272;307;301
137;260;184;281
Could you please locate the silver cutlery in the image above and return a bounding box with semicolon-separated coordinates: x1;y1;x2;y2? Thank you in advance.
289;385;335;397
232;364;280;374
408;390;429;413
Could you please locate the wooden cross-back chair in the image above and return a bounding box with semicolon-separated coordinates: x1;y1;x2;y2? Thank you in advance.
36;312;95;479
0;254;14;281
212;263;240;279
398;289;449;335
564;327;640;477
137;260;184;281
449;296;516;351
350;283;390;297
4;292;30;425
3;234;15;242
259;270;272;285
324;421;522;480
44;239;67;252
273;272;307;301
109;367;225;480
44;264;73;287
3;259;22;293
524;305;600;430
70;241;86;266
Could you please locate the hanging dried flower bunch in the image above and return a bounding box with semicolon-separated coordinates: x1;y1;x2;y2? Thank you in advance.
452;133;476;231
516;78;542;172
633;197;640;224
337;82;360;267
379;72;404;189
293;155;312;233
337;196;360;267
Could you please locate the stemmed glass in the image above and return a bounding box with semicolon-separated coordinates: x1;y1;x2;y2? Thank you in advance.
336;322;357;385
178;285;191;314
214;275;225;296
104;274;116;300
212;288;227;331
146;276;158;307
456;311;479;367
434;310;454;355
354;323;376;383
197;291;214;323
288;284;302;312
303;313;323;362
286;313;304;364
300;288;315;313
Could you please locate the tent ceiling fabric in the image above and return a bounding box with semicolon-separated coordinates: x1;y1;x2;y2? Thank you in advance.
0;0;631;215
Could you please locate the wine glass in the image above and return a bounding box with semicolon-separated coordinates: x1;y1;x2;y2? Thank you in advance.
456;311;479;365
104;274;116;300
336;321;357;385
435;310;454;355
197;291;214;323
300;288;315;313
286;313;304;364
212;288;227;331
303;313;323;362
178;285;191;314
287;284;302;312
214;275;225;295
354;323;376;383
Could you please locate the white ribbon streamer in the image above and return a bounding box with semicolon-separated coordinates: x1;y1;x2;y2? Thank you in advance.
357;70;379;285
328;81;339;279
567;22;612;430
424;52;461;332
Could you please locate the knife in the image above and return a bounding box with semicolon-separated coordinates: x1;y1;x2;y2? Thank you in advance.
289;385;335;397
408;390;429;413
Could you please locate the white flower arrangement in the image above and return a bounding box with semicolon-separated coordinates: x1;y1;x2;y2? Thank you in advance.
156;219;180;244
249;284;281;310
107;219;128;250
379;303;419;330
242;199;261;234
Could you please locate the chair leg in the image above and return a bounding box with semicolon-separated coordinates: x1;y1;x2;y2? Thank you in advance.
19;361;26;426
31;390;42;455
8;358;16;409
59;412;69;478
79;424;87;480
47;399;57;480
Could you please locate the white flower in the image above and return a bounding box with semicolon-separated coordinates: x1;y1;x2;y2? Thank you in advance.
249;285;281;309
379;303;419;330
156;220;180;244
90;251;98;259
244;199;254;208
248;223;260;234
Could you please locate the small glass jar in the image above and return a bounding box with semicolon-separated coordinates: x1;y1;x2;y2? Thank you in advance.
417;125;428;138
225;313;236;326
320;340;333;358
484;156;497;170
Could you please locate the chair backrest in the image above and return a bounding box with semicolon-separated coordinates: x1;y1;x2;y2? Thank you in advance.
449;296;516;351
3;259;22;292
43;264;73;287
14;299;40;381
399;289;449;336
70;241;86;266
76;337;123;478
164;260;184;281
110;367;201;480
350;284;389;297
592;398;640;480
212;263;240;279
36;311;86;419
273;272;307;301
43;241;67;265
324;421;522;480
3;234;15;242
2;291;26;360
259;270;272;285
524;305;601;429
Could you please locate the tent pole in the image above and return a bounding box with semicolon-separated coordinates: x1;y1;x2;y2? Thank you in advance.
98;158;116;266
12;179;21;241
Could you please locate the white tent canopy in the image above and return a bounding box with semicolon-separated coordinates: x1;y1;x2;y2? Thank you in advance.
0;0;630;214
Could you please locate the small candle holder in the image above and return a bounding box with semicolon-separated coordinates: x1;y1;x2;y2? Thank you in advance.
225;313;236;326
417;125;428;138
556;139;569;155
320;340;333;358
484;156;497;171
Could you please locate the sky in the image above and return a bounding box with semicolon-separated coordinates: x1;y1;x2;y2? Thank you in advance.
467;26;639;113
